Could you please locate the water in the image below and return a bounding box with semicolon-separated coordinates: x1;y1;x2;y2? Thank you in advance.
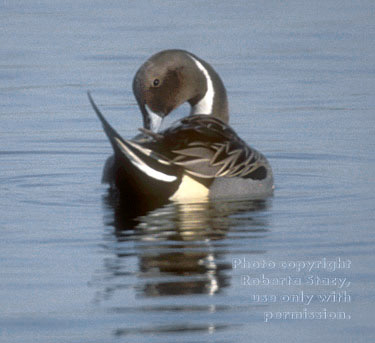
1;1;375;342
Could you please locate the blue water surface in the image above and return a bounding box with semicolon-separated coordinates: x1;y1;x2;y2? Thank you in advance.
0;1;374;342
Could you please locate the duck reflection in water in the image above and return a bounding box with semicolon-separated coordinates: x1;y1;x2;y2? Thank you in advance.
92;49;273;300
100;189;271;298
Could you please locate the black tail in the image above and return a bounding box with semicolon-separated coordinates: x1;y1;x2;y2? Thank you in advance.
88;91;125;155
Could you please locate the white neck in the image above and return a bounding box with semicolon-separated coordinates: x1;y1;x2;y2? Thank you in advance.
188;54;215;115
145;104;163;132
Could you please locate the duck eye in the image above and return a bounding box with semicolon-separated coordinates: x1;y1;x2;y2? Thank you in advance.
153;79;160;87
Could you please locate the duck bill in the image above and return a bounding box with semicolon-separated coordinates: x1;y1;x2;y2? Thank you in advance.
141;104;164;132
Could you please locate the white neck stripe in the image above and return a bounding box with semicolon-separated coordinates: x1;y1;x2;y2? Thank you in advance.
188;54;214;115
145;104;163;132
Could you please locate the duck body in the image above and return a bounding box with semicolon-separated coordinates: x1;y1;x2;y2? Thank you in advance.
90;49;274;203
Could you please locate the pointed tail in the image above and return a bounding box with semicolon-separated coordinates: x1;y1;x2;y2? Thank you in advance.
88;91;125;155
88;92;177;184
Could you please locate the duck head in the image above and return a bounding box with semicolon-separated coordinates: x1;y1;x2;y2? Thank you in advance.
133;49;229;132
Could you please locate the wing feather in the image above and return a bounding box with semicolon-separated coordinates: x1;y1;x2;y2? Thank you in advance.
140;115;270;181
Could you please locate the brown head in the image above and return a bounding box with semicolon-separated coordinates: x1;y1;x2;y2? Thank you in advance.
133;49;229;132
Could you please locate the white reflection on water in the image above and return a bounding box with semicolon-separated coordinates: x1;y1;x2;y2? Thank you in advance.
92;194;271;336
1;0;375;342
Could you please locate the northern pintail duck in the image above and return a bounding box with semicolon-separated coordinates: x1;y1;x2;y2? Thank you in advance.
89;50;273;202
